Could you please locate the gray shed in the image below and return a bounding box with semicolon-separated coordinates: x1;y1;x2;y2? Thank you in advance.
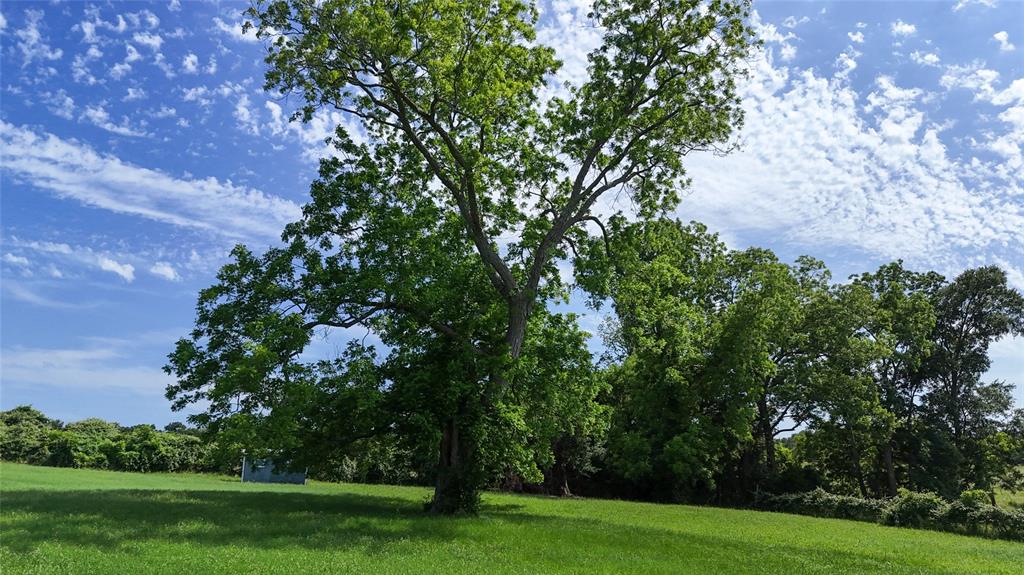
241;457;307;485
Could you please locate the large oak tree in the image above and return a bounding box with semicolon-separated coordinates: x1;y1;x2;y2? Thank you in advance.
167;0;755;513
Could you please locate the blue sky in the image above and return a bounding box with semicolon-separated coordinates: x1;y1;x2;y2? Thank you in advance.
1;0;1022;427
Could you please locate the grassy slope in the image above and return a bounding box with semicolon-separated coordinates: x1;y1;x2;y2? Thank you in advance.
1;463;1021;575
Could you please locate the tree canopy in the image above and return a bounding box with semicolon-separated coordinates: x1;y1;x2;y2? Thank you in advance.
162;0;1022;515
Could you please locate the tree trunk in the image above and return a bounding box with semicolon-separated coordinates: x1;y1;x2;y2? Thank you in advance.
506;295;531;359
430;416;479;514
882;442;898;497
556;459;572;497
852;447;868;498
757;394;775;475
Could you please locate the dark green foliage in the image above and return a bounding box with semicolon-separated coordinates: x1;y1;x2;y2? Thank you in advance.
0;407;214;473
881;490;947;528
167;0;756;515
758;488;888;523
0;406;60;464
759;487;1024;541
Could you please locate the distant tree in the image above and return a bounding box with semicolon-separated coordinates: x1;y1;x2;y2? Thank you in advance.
169;0;756;513
48;418;122;468
163;422;189;434
0;406;61;464
576;218;747;500
922;266;1024;496
851;262;939;495
794;283;892;497
720;251;830;480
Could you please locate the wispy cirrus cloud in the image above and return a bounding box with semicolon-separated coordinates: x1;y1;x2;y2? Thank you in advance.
0;341;173;395
0;121;301;241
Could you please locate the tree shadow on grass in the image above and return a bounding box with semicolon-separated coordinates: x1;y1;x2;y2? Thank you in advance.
0;488;1012;574
0;489;462;554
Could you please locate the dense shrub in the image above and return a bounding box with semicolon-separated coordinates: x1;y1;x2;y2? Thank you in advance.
881;489;946;528
958;489;990;508
758;488;1024;541
757;488;888;522
0;407;214;474
0;406;60;463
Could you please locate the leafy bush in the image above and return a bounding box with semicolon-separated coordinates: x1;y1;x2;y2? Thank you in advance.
0;406;60;463
757;488;888;522
46;430;111;468
958;489;991;508
1;406;214;474
935;501;1024;540
758;488;1024;541
881;489;946;528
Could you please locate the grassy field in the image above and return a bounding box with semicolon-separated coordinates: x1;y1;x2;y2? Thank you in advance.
1;463;1021;574
996;483;1024;509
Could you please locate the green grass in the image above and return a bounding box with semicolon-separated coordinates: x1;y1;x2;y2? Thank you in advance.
996;486;1024;509
1;463;1021;574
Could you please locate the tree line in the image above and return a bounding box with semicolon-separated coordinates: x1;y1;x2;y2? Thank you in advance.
3;239;1022;540
154;0;1024;516
0;407;213;473
157;220;1024;508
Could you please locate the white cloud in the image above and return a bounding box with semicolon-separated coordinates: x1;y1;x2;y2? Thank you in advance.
749;15;799;66
146;105;176;120
140;9;160;29
182;52;198;74
153;53;176;79
0;121;302;240
536;1;603;93
993;31;1015;52
97;256;135;281
204;55;217;75
655;42;1024;283
182;86;213;107
149;261;180;281
10;239;135;282
42;90;75;120
123;87;147;102
953;0;998;11
910;51;941;67
15;9;63;67
234;94;260;135
0;342;173;395
890;20;917;37
782;16;809;29
71;46;103;85
0;12;7;32
131;32;163;51
110;62;132;80
848;31;864;44
2;281;84;309
124;44;142;63
74;8;131;44
213;17;260;43
3;253;30;266
941;62;998;92
169;0;182;12
81;104;149;137
265;101;285;135
834;47;860;79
